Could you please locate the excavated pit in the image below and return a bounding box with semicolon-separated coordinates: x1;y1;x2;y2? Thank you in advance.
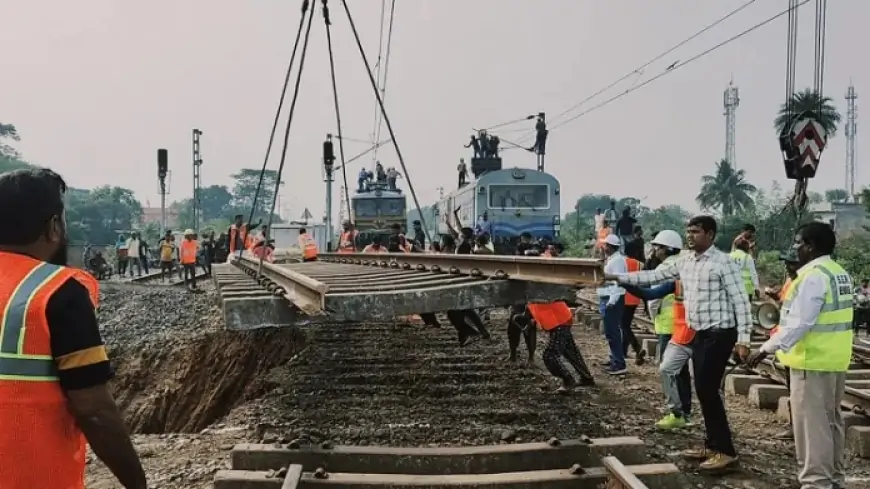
97;284;306;434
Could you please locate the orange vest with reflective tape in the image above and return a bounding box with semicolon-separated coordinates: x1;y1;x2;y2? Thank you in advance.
624;258;642;306
338;231;357;253
671;280;695;345
770;277;793;337
597;228;609;248
527;301;574;331
0;252;95;489
180;240;198;264
301;235;318;259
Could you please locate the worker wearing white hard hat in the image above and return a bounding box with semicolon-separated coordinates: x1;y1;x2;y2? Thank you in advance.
597;232;629;375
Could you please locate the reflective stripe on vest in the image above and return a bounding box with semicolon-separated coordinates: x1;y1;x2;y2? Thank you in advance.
729;249;755;296
654;294;675;335
624;258;642;306
527;301;573;331
302;236;318;259
777;259;854;371
770;277;793;337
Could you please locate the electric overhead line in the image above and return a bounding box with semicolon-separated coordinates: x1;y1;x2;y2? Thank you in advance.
537;0;810;137
514;0;759;143
371;0;396;164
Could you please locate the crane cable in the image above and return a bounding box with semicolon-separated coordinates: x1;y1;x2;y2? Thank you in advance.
255;0;317;277
527;1;810;139
372;0;397;164
513;0;759;144
340;0;432;246
242;0;311;261
322;0;352;226
367;0;388;162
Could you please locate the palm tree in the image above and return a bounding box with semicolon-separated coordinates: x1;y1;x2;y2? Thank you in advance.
696;159;757;216
774;88;841;138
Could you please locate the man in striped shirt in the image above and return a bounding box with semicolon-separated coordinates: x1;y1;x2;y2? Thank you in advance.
606;215;752;472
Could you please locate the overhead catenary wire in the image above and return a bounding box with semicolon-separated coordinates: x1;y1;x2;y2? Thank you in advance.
367;0;388;161
515;0;759;143
335;139;392;171
340;0;432;246
243;0;311;260
321;0;352;226
256;0;317;277
371;0;396;164
543;0;810;134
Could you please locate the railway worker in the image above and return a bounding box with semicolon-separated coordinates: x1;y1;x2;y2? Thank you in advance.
297;228;318;262
473;233;494;254
595;220;611;259
607;215;752;472
410;220;426;252
362;235;386;253
507;233;537;362
599;234;629;376
158;230;176;283
746;222;853;488
0;168;147;489
443;232;491;344
474;212;493;238
180;229;200;290
619;251;647;366
388;223;411;252
732;223;757;257
730;238;761;300
227;214;256;260
622;230;694;430
338;220;358;253
526;300;596;393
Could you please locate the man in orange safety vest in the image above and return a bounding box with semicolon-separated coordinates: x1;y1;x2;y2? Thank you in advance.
298;227;318;262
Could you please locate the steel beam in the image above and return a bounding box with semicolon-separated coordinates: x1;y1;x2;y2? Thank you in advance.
318;252;603;286
234;256;329;315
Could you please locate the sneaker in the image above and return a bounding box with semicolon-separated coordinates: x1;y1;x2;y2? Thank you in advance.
635;350;647;366
605;367;627;376
699;452;738;471
598;360;611;367
682;447;712;460
773;429;793;440
655;413;687;430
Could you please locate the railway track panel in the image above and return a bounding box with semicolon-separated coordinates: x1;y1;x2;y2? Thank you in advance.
213;439;683;489
218;254;603;330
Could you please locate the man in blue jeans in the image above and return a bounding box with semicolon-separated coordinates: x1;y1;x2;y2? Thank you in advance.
599;234;628;375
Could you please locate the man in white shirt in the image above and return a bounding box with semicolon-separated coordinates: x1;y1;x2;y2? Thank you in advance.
607;215;752;472
593;208;604;233
599;234;628;375
604;200;619;225
125;232;142;277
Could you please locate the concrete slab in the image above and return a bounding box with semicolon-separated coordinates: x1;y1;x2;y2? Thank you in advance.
223;296;301;331
776;396;791;422
214;470;283;489
748;384;790;410
725;374;774;396
231;438;648;474
295;464;683;489
641;338;657;360
845;412;870;432
282;465;303;489
848;426;870;458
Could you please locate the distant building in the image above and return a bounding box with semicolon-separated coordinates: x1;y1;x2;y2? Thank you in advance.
141;207;179;228
810;199;870;237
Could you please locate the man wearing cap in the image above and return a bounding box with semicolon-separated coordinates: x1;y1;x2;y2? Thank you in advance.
179;229;200;290
599;233;629;376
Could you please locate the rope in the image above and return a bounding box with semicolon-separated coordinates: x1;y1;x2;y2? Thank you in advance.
256;0;317;277
372;0;396;164
540;1;810;135
340;0;432;246
516;0;759;143
368;0;387;159
322;0;352;226
242;0;311;260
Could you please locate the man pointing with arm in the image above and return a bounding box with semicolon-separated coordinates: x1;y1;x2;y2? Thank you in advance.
605;215;752;472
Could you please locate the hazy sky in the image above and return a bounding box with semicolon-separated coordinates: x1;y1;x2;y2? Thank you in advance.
2;0;867;221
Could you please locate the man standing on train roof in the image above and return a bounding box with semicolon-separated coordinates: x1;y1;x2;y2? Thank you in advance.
746;223;853;488
604;200;619;225
357;167;367;192
457;158;468;188
0;168;147;489
475;212;492;237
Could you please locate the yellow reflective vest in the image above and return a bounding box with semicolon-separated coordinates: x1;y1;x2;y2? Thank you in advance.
777;257;854;371
729;249;755;297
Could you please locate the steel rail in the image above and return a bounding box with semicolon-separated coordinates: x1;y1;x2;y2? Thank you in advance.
602;456;650;489
233;255;329;315
318;252;603;286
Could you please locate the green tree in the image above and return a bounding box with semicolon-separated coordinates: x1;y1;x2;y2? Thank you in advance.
0;123;21;158
66;186;144;244
231;169;280;220
774;88;841;137
824;188;848;203
199;184;234;221
696;159;757;216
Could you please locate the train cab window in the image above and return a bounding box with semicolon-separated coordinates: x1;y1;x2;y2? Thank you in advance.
488;184;549;209
379;198;406;216
353;200;377;217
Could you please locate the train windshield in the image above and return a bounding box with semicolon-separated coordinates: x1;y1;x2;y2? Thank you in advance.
353;200;377;217
353;198;406;217
379;198;406;216
488;184;549;209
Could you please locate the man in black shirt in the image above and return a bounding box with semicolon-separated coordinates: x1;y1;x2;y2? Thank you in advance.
508;233;537;363
411;220;426;252
615;207;636;253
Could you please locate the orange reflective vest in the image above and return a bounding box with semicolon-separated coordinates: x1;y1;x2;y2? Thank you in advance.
770;277;793;337
596;228;609;249
671;280;695;345
180;240;198;264
229;224;249;254
301;235;318;260
252;245;274;262
338;231;357;253
0;252;100;489
625;258;642;306
527;301;574;331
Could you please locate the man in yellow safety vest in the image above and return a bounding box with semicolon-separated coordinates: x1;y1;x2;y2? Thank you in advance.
729;239;760;300
747;222;853;489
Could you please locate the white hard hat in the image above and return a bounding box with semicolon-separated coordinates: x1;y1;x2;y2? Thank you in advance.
652;230;683;250
604;234;621;247
184;229;195;236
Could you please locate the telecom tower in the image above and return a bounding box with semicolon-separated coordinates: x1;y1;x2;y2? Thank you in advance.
845;83;858;200
723;81;740;168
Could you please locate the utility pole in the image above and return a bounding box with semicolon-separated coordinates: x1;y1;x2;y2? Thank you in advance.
192;128;203;232
723;80;740;169
157;149;169;236
323;135;336;251
845;83;858;201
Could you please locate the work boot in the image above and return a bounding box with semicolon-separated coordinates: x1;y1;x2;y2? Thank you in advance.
773;429;793;440
655;413;687;431
635;349;647;366
682;447;712;460
699;452;738;471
